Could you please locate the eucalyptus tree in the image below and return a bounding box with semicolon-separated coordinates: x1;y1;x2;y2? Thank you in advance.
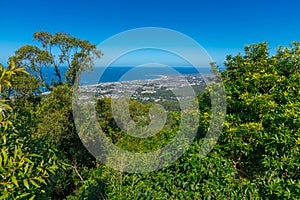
9;31;102;90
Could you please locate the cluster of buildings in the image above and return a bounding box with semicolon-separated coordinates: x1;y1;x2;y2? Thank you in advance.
77;74;215;103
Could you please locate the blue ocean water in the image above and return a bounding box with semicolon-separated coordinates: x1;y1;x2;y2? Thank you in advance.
41;66;218;86
79;66;214;85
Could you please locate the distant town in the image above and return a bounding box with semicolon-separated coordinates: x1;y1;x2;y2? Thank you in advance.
77;74;215;107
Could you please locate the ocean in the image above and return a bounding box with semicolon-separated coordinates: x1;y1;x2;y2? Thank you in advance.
42;66;218;86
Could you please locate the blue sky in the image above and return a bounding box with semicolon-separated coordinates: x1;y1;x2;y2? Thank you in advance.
1;0;300;66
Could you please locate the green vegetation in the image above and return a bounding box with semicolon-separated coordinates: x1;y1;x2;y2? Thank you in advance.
1;32;300;199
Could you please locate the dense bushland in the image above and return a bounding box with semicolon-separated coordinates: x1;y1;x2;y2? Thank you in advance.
1;32;299;199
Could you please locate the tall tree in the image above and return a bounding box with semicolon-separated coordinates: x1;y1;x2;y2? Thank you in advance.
33;31;102;86
10;32;102;90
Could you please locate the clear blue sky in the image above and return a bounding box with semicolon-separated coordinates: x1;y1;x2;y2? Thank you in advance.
0;0;300;65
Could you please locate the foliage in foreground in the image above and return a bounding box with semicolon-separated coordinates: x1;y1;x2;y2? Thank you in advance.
0;63;59;199
73;42;300;199
1;36;300;199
